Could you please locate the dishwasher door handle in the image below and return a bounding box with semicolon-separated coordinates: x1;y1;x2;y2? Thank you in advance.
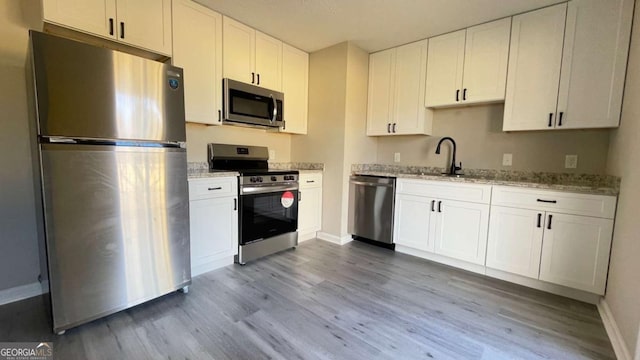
350;180;394;187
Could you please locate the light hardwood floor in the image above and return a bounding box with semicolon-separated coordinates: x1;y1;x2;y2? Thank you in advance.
0;239;615;359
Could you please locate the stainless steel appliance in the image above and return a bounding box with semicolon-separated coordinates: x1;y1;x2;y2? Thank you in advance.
222;78;284;128
348;175;396;247
28;31;191;335
208;144;298;264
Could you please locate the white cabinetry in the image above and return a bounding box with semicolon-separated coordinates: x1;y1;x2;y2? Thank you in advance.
504;0;632;131
298;173;322;241
188;177;238;276
281;44;309;134
487;186;616;295
172;0;222;125
43;0;172;55
425;18;511;108
393;179;491;269
223;17;282;90
366;40;432;136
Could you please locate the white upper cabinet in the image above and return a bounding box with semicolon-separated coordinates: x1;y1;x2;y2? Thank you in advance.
223;16;282;91
281;44;309;134
367;40;432;136
115;0;172;55
43;0;172;56
425;18;510;108
503;4;567;131
172;0;223;125
425;30;465;107
43;0;117;39
555;0;633;129
504;0;632;131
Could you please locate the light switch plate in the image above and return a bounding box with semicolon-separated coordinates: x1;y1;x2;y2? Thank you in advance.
394;152;401;163
269;150;276;160
565;155;578;169
502;153;513;166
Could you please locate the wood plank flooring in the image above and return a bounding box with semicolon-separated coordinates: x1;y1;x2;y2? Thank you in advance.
0;239;615;359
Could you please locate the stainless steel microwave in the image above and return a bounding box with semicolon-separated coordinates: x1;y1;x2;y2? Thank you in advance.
223;78;284;128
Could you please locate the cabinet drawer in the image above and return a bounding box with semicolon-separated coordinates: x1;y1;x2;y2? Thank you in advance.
189;177;237;200
491;186;617;219
396;179;492;204
300;172;322;188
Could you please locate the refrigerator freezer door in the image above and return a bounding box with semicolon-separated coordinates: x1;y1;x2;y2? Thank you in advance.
31;31;186;142
40;144;190;332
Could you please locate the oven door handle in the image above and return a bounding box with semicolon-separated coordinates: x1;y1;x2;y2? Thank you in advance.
240;184;299;195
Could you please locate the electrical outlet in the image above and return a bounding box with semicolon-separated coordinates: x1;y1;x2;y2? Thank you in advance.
394;152;401;163
502;153;513;166
269;150;276;161
565;155;578;169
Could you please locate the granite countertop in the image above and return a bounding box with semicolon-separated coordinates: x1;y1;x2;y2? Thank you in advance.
352;164;620;196
187;162;324;179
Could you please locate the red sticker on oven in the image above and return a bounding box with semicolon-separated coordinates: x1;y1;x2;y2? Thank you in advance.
281;191;295;208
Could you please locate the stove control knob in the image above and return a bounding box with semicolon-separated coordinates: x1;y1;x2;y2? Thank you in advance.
258;177;263;183
271;176;277;181
250;177;257;183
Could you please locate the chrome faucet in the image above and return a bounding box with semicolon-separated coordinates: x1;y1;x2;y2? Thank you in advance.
435;137;462;176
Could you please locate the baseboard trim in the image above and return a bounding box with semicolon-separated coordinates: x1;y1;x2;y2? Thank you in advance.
0;282;43;306
317;232;352;245
298;231;317;242
191;256;234;277
598;298;633;360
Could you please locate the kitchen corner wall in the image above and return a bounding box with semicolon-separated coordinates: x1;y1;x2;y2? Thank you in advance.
290;42;376;239
377;104;611;174
0;0;43;291
185;124;291;163
603;0;640;356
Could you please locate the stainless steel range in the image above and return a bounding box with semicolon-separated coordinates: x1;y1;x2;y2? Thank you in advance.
208;144;299;264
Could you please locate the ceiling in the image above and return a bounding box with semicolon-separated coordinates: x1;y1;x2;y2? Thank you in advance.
194;0;566;53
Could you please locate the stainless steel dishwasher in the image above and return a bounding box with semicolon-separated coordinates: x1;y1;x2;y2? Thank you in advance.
348;175;396;247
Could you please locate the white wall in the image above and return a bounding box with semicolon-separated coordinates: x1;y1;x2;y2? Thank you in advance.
377;104;611;174
0;0;42;291
604;0;640;356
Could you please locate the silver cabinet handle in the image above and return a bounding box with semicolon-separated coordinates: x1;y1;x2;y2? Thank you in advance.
270;94;277;123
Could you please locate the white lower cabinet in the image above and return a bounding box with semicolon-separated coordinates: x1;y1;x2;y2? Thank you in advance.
486;186;617;295
433;200;489;265
188;177;238;276
394;179;490;266
486;206;544;279
297;173;322;240
393;194;435;252
539;213;613;294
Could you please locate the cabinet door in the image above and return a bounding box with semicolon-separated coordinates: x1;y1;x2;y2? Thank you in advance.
172;0;222;125
298;186;322;234
281;44;309;134
115;0;172;55
393;194;435;252
425;30;465;107
393;40;430;135
433;200;489;265
462;18;511;104
254;32;283;91
366;49;395;136
486;206;544;279
189;196;238;277
43;0;117;39
503;3;567;131
223;17;255;84
539;213;613;294
555;0;633;129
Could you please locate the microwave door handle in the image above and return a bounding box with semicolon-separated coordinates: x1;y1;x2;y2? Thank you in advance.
270;94;277;124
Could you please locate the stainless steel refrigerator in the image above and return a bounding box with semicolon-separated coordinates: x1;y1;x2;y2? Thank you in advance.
27;31;191;334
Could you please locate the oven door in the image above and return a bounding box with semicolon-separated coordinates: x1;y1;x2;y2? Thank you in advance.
239;186;298;245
